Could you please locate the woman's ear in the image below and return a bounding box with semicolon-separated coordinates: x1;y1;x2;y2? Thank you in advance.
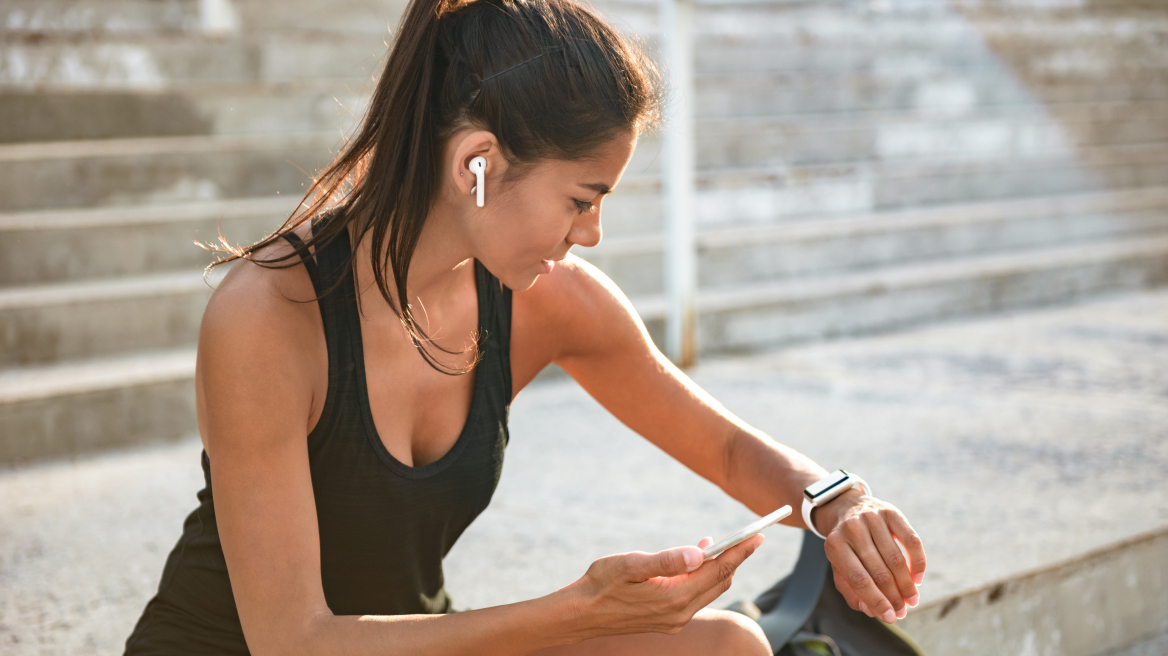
450;130;508;203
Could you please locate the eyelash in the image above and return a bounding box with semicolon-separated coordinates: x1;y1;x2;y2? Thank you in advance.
573;199;595;214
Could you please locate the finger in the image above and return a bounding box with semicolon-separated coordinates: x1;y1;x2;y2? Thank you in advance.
833;569;867;615
623;546;704;582
866;513;918;608
844;519;905;618
833;537;897;624
684;535;763;606
697;536;713;550
887;512;927;585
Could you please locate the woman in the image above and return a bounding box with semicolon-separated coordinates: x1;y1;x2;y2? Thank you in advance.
125;0;926;653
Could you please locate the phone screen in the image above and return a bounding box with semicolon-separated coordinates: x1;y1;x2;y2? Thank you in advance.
702;505;792;560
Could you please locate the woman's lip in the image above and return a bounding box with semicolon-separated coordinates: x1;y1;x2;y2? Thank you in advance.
540;259;555;273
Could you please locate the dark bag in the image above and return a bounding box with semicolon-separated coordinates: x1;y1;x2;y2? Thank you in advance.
728;531;927;656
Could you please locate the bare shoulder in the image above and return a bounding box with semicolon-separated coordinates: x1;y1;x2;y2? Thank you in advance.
202;230;321;353
197;227;326;450
512;253;648;366
516;253;632;316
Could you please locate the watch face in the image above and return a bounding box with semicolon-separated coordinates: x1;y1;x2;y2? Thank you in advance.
806;470;851;500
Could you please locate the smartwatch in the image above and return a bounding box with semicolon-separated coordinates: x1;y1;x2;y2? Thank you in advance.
801;469;871;539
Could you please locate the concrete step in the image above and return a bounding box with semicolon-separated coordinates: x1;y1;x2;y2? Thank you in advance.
697;68;1168;118
623;0;1168;42
584;186;1168;296
232;0;408;35
1;0;200;37
606;2;1168;61
0;348;196;464
0;197;291;286
1102;630;1168;656
903;526;1168;656
683;39;1168;81
0;0;401;41
0;32;386;89
0;82;367;144
944;0;1157;10
602;0;1160;16
604;141;1168;235
0;133;339;212
697;100;1168;170
632;233;1168;353
5;125;1166;215
0;271;216;366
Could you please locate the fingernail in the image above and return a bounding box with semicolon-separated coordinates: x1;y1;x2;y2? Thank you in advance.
896;606;907;620
682;548;701;570
881;609;896;624
907;594;919;607
913;573;924;585
858;601;871;616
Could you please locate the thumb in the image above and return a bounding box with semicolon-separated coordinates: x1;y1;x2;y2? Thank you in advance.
624;546;704;581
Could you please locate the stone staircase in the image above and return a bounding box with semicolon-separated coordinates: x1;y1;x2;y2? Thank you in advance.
0;0;397;462
2;0;1166;463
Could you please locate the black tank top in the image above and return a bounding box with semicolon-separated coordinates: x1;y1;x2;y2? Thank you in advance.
125;215;513;654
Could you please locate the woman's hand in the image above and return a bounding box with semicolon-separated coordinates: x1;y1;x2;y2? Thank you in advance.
561;534;764;642
815;489;927;624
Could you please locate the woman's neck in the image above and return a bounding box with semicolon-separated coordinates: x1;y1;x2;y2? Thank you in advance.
347;198;475;319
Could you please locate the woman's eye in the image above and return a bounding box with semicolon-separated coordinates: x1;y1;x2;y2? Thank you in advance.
573;199;595;214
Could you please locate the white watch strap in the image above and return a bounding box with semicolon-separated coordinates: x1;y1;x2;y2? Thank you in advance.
801;475;871;539
801;496;825;540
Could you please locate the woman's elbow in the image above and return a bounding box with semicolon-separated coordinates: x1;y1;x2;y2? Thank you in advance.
243;606;336;656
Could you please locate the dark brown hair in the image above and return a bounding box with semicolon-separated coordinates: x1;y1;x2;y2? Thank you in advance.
205;0;662;372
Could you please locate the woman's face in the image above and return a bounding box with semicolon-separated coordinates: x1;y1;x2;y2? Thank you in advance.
467;131;638;291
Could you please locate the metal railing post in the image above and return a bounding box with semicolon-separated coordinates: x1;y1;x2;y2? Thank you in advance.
659;0;697;367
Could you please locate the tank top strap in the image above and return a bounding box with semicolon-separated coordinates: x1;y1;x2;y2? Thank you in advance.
306;213;358;305
473;260;512;399
280;228;324;298
278;214;355;346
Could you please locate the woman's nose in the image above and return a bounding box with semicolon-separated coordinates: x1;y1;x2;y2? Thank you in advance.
569;210;602;249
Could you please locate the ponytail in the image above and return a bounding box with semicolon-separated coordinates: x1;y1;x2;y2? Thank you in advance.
204;0;661;373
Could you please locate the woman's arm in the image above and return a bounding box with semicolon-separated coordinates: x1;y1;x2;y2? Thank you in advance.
196;257;761;656
515;255;926;624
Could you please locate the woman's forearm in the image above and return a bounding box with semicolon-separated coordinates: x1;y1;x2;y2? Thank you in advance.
721;427;900;539
721;426;829;528
297;586;588;656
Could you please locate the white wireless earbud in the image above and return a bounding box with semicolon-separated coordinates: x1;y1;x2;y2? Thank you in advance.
469;156;486;207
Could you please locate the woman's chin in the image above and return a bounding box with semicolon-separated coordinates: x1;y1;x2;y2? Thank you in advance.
499;269;542;292
493;259;558;292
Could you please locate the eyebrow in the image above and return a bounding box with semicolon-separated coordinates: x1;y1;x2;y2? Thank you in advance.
579;182;613;195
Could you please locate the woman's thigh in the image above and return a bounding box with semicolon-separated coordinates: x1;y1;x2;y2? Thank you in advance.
529;609;771;656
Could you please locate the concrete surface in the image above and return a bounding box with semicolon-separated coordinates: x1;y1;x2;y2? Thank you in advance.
2;288;1167;654
1106;630;1168;656
900;525;1168;656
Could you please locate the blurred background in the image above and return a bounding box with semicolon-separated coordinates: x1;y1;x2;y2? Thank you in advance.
1;0;1166;654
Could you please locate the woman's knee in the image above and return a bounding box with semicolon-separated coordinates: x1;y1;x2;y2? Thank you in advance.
697;609;771;656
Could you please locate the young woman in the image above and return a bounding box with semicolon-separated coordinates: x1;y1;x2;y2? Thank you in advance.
125;0;926;653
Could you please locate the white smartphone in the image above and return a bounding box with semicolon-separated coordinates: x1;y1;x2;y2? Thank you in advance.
702;505;792;560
